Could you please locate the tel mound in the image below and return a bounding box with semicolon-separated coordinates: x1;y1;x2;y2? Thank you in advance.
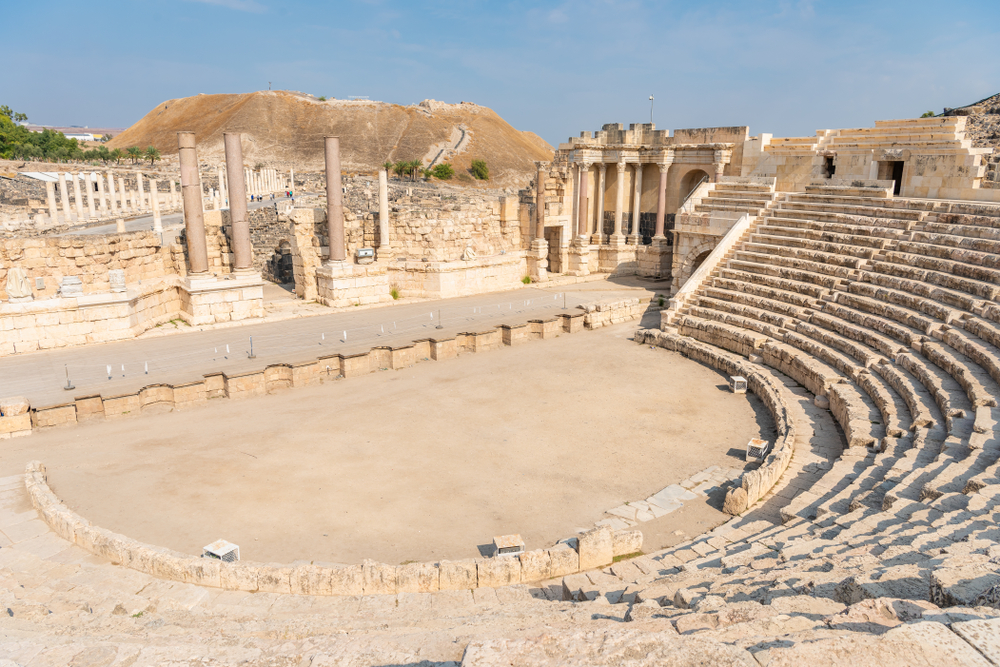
110;91;553;186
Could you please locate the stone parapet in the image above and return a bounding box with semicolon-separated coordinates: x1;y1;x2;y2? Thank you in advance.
316;261;391;308
179;273;265;326
24;460;641;596
387;252;527;299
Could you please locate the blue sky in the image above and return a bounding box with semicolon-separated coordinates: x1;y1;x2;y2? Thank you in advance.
5;0;999;146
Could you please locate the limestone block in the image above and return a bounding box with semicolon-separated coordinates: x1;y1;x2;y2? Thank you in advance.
547;547;580;577
723;486;749;515
578;526;614;571
930;566;1000;607
31;404;76;428
477;555;522;588
76;525;127;564
612;530;643;557
0;396;29;416
290;564;334;596
256;565;293;594
329;564;364;595
362;559;398;595
396;561;439;593
0;414;31;436
518;550;551;582
438;559;479;590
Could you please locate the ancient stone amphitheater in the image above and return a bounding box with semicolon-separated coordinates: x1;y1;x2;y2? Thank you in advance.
3;178;1000;665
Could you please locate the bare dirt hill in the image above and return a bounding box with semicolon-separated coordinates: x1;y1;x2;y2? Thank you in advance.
109;91;553;187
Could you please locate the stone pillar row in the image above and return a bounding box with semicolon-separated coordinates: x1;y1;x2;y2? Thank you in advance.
571;160;673;243
325;135;346;263
224;132;252;272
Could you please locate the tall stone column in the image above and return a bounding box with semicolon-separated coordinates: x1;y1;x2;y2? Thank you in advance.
218;165;228;207
95;172;106;213
324;136;346;263
169;180;177;209
72;173;85;221
151;180;162;233
654;163;669;239
377;168;391;259
224;132;252;272
137;172;146;211
85;173;96;219
712;149;730;182
45;181;58;224
612;161;626;244
577;162;590;237
118;176;128;212
58;173;72;223
529;164;549;282
107;172;118;214
593;164;606;244
177;131;209;275
535;165;545;240
631;163;643;243
289;168;295;196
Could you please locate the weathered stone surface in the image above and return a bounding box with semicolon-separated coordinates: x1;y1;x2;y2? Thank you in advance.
546;547;579;578
931;566;1000;607
518;549;551;583
723;487;749;515
826;598;939;634
460;628;755;666
362;560;398;595
396;561;439;594
0;396;29;416
611;529;642;557
952;617;1000;665
438;559;478;591
577;526;614;571
477;556;521;589
329;564;364;595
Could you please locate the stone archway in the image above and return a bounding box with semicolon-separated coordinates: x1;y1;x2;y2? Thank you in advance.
673;240;716;292
680;169;711;200
266;239;295;286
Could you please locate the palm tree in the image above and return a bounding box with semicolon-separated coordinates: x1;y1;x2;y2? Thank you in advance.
126;146;142;164
144;145;161;166
392;161;407;179
110;148;124;165
382;161;393;176
408;160;422;181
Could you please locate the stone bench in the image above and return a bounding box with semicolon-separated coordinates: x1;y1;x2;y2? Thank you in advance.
728;259;844;290
809;310;903;358
835;292;937;335
849;280;959;324
703;287;809;320
744;241;866;269
751;233;878;260
718;268;829;300
735;251;854;281
911;229;1000;255
884;250;1000;286
757;223;889;250
871;259;1000;301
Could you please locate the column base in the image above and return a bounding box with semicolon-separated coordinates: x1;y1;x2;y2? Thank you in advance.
590;233;603;245
567;236;591;277
316;261;391;308
180;273;264;326
528;239;549;283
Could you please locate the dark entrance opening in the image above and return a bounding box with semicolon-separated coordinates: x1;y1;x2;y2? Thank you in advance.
823;156;836;178
891;161;904;195
267;240;294;286
545;227;562;274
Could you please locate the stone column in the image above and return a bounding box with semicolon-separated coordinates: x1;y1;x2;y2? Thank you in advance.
631;163;643;243
654;164;669;239
224;132;252;272
218;165;228;207
535;165;545;239
577;162;590;237
593;164;606;244
45;181;59;224
85;174;96;219
118;176;128;212
868;150;878;180
325;136;346;263
72;173;85;222
377;168;391;259
107;172;118;214
612;161;626;244
151;180;162;233
95;172;106;213
712;149;729;182
169;180;177;209
58;173;72;223
178;131;209;275
289;168;295;196
137;172;146;211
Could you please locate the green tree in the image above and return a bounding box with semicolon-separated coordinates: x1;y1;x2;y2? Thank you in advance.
920;111;936;118
144;145;161;166
97;145;111;165
382;160;393;175
110;148;124;165
126;146;142;164
392;161;407;178
431;163;454;180
470;159;489;180
408;160;422;180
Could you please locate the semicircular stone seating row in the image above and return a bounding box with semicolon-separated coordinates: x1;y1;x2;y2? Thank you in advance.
666;184;1000;529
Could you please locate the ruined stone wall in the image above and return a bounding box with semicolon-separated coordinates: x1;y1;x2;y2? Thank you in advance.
0;233;183;301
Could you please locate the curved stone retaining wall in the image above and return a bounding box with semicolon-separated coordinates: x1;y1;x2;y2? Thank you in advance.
24;460;643;595
635;328;797;516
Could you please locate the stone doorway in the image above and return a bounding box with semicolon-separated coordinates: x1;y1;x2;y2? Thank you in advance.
545;227;563;274
878;161;905;195
267;240;295;287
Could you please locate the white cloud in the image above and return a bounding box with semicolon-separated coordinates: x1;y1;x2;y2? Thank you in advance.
185;0;267;13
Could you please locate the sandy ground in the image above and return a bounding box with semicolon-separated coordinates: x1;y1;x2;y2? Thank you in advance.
1;321;773;565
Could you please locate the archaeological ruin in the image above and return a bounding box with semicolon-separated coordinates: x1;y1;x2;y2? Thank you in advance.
1;96;1000;664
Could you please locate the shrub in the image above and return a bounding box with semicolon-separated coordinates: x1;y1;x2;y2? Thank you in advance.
920;110;935;118
470;159;489;180
389;285;400;300
318;96;327;102
522;275;532;284
431;163;454;180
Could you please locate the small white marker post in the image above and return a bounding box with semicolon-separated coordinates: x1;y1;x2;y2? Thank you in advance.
107;365;111;380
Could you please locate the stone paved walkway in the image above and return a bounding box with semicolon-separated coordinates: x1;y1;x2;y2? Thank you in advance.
0;277;666;407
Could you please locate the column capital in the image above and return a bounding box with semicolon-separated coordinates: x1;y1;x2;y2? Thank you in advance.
713;148;733;165
598;163;607;174
658;162;672;173
616;161;627;174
